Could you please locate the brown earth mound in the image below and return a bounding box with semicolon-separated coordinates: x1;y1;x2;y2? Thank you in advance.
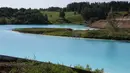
90;19;130;29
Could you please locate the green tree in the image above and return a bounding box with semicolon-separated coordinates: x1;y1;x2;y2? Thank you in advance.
59;10;65;18
0;17;7;24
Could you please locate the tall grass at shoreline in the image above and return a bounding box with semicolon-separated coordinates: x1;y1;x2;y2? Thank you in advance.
13;28;130;41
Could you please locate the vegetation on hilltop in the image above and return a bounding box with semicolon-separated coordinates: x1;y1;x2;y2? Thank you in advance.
42;1;130;22
0;1;129;24
40;1;130;24
66;1;130;21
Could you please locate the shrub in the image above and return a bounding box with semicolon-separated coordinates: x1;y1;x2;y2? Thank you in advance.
74;64;104;73
10;62;77;73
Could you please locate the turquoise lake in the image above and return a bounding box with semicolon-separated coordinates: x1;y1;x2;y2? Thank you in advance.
0;25;130;73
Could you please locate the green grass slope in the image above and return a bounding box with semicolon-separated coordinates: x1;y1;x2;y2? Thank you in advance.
41;11;84;24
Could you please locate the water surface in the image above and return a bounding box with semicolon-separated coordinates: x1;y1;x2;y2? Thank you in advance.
0;25;130;73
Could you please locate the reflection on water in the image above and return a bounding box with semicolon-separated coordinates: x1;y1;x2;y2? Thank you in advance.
106;41;117;59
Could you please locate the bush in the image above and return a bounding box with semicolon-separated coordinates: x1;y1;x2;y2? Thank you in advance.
10;62;77;73
74;64;103;73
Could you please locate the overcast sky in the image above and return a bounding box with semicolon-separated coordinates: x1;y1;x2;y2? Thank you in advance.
0;0;129;8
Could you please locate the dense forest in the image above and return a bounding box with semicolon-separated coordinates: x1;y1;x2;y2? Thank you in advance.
0;8;50;24
67;1;130;21
44;1;130;21
0;1;130;24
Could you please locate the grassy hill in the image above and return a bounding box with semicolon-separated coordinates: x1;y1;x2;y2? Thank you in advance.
41;11;84;24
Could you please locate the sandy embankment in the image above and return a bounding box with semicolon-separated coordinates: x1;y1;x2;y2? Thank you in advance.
90;19;130;29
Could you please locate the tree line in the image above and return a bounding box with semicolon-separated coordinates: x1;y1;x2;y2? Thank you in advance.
0;1;130;24
44;1;130;21
0;7;50;24
66;1;130;21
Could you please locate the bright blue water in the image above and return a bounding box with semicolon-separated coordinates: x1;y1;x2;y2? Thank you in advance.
0;25;130;73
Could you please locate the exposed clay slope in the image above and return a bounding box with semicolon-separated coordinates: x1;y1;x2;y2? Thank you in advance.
90;18;130;29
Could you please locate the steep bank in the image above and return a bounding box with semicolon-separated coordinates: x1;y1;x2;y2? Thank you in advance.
90;19;130;29
0;55;92;73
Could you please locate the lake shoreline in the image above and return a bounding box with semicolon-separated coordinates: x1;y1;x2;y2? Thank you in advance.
12;28;130;41
0;25;129;73
13;30;130;43
0;23;85;26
